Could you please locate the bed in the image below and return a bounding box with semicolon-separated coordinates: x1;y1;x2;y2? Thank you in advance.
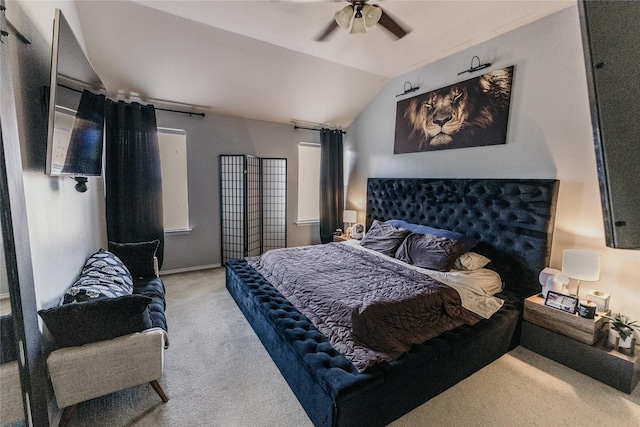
226;178;559;426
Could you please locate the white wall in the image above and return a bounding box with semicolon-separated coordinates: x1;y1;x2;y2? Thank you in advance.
346;6;640;321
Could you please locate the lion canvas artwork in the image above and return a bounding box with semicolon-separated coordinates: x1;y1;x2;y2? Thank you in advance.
394;66;514;154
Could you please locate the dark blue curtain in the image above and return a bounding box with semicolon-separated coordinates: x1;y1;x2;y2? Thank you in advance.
319;129;344;244
105;100;164;267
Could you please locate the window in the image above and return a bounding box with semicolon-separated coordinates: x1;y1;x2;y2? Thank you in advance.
49;106;75;174
297;143;320;223
158;128;190;232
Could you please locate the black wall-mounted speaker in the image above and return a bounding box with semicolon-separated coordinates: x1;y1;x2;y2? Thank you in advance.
578;0;640;249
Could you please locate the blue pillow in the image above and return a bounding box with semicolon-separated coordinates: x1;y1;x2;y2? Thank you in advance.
385;219;478;252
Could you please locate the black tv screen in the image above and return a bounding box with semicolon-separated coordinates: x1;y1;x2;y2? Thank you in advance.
46;9;105;177
579;0;640;248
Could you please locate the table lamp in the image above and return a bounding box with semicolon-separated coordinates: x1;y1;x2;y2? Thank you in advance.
562;249;600;299
343;210;357;237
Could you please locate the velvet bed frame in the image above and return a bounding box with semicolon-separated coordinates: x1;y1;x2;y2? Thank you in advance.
226;178;559;426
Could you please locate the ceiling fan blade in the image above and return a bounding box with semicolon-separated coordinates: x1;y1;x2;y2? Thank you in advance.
315;20;339;42
378;9;411;39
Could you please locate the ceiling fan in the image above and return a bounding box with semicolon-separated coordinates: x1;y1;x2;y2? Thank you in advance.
315;0;411;41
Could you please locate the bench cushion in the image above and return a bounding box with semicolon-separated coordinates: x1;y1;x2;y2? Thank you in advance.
134;277;167;332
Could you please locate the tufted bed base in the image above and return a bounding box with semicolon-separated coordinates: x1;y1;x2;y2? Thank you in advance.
226;178;559;426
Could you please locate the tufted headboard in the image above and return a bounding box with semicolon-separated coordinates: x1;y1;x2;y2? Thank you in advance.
366;178;559;297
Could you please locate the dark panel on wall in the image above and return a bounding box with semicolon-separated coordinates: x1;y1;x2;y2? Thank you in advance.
578;0;640;249
1;3;50;424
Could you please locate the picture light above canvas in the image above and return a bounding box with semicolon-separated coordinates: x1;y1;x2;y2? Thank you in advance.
457;55;492;75
395;81;420;98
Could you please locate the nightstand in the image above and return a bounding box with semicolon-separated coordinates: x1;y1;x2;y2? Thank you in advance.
523;295;607;344
332;234;348;242
521;294;640;393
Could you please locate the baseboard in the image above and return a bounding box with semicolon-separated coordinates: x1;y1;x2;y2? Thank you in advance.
160;264;221;276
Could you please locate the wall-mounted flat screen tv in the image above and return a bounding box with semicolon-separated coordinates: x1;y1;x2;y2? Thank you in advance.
579;0;640;248
45;9;106;177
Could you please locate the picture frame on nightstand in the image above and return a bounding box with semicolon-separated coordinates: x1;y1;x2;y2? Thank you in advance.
545;291;579;314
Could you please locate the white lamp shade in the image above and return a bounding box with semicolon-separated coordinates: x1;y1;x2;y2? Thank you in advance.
350;15;366;34
362;4;382;27
562;249;601;281
343;210;357;224
335;6;354;29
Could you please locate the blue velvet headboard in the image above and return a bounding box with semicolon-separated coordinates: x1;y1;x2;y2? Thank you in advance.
366;178;559;297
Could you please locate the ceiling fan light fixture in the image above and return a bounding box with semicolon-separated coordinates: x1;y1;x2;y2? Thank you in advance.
335;5;354;29
350;11;366;34
316;0;409;41
362;4;382;27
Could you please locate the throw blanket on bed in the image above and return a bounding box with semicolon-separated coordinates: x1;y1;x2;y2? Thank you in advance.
247;243;482;372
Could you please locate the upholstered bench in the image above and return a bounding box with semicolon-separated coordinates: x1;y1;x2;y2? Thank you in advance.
38;241;168;426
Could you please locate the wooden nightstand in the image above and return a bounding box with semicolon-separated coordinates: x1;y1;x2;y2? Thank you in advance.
523;294;607;344
521;294;640;393
332;234;348;242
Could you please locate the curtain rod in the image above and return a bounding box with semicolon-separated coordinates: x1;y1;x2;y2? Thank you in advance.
294;125;346;135
58;84;205;117
155;107;205;117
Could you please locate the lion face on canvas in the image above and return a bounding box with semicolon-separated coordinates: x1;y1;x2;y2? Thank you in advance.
406;87;469;147
404;68;513;149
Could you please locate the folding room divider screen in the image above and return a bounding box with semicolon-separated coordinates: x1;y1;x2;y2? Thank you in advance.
220;155;287;264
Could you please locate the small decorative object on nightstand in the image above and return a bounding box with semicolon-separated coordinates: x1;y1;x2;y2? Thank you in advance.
539;267;569;298
604;313;639;354
544;291;578;314
351;223;364;240
586;289;610;314
577;300;597;319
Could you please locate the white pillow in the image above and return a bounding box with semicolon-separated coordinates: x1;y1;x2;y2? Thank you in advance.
453;252;491;271
463;268;504;295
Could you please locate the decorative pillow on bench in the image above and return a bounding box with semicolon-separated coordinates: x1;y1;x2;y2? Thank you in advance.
38;246;157;348
62;249;134;304
38;295;153;348
108;240;159;279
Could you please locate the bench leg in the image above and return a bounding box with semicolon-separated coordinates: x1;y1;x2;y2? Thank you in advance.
150;380;169;402
59;404;78;427
56;383;166;426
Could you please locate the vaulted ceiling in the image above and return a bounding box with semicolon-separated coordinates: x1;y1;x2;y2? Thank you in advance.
75;1;573;128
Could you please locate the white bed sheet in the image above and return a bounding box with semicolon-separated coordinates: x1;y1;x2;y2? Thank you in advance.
342;239;504;319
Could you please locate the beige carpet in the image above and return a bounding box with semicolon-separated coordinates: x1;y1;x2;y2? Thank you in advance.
0;361;23;427
3;268;639;426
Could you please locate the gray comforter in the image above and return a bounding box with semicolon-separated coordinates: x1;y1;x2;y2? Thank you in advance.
247;243;481;372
